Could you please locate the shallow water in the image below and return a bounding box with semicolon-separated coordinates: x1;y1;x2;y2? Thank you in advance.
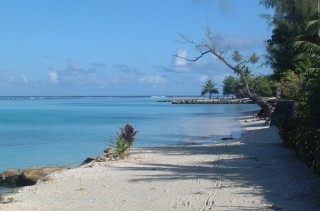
0;96;259;172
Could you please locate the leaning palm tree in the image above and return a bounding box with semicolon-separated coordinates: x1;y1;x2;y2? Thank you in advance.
201;80;219;99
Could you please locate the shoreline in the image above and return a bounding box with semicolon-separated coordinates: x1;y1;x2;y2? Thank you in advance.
2;115;320;210
0;110;256;195
0;108;257;171
0;100;259;174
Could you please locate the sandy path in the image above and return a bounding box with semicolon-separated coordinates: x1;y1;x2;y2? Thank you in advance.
1;124;320;210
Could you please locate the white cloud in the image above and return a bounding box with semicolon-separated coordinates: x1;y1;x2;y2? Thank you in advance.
140;75;167;85
171;49;193;73
174;50;188;66
48;71;59;83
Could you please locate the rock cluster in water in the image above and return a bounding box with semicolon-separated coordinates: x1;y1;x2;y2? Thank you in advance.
158;97;276;104
0;167;69;188
159;98;252;104
0;148;120;189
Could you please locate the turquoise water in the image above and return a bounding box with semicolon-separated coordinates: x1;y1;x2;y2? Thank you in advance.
0;96;259;179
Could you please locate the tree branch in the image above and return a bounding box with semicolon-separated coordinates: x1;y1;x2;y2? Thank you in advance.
174;49;212;62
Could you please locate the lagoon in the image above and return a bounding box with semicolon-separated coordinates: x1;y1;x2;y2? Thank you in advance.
0;96;259;173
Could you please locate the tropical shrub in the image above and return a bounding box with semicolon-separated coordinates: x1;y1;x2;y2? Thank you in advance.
280;70;306;101
276;69;320;174
277;117;320;174
115;137;127;159
249;75;276;97
257;0;320;174
115;124;138;159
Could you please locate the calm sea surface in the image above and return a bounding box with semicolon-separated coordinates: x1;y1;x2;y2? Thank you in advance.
0;96;259;193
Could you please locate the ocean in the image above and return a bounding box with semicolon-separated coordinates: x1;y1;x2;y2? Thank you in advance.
0;96;259;194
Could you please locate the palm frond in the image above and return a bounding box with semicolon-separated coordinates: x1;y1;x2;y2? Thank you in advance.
293;40;320;62
305;19;319;32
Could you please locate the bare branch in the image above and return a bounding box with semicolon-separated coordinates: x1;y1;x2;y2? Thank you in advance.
175;25;274;121
175;49;212;62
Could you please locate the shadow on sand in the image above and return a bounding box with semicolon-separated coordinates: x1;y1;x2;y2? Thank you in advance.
119;127;320;210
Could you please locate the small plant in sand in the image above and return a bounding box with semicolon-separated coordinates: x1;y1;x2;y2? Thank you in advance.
115;124;138;159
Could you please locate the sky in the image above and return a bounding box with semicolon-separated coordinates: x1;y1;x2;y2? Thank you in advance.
0;0;273;96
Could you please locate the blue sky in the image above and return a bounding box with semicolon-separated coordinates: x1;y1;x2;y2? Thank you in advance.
0;0;273;96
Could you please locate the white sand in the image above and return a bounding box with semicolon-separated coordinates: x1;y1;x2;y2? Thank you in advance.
1;116;320;210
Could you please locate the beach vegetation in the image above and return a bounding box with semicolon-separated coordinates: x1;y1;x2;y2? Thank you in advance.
279;70;306;101
260;0;320;173
249;75;275;97
222;75;275;98
259;0;318;80
222;76;241;98
115;137;128;159
201;80;219;99
115;124;138;159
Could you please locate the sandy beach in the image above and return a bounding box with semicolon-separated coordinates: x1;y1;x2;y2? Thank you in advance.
1;117;320;211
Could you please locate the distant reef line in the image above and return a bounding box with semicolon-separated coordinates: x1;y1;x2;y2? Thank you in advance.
158;97;277;104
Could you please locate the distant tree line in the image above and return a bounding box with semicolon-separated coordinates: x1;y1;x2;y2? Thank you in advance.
222;75;275;98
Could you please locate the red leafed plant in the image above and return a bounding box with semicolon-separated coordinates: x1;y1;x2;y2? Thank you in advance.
115;124;138;159
118;124;139;146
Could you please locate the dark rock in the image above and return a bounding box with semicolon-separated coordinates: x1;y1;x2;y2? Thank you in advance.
0;170;21;188
80;150;119;166
22;167;68;185
221;137;236;141
80;158;95;166
0;167;69;188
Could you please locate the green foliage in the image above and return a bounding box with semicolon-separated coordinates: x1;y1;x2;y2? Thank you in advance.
249;53;259;64
114;124;138;159
260;0;320;174
231;51;260;73
293;13;320;68
280;70;306;101
201;80;219;99
277;117;320;174
115;138;128;159
276;65;320;174
222;76;241;97
259;0;318;80
232;50;243;63
249;75;275;97
222;75;275;98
